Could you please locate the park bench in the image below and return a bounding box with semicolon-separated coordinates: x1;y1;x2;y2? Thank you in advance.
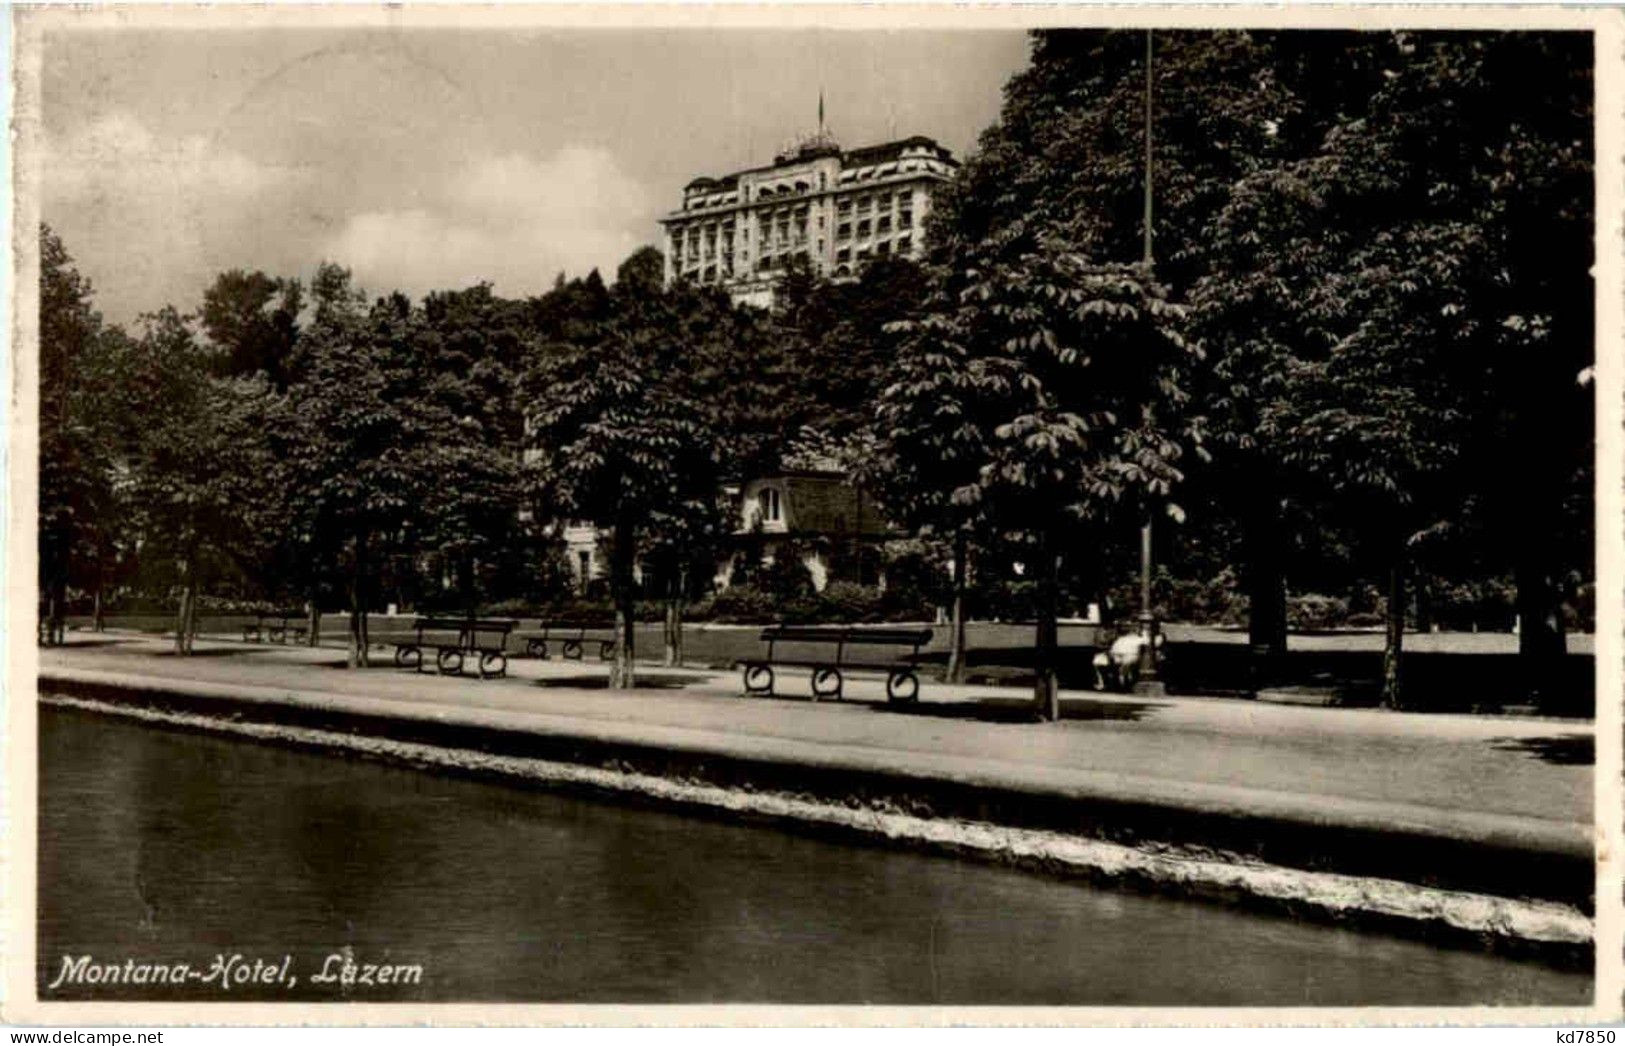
738;625;933;703
243;609;308;645
391;617;517;679
520;614;618;662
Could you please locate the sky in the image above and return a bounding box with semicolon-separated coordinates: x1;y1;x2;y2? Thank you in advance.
37;25;1032;327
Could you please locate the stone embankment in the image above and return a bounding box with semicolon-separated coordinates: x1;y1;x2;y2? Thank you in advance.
38;649;1594;968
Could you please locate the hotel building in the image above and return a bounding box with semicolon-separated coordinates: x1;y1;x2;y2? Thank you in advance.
661;131;958;308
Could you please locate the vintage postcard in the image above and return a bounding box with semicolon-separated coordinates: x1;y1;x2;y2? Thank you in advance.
5;2;1622;1028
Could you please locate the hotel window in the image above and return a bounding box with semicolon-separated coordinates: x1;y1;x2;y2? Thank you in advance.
899;208;913;229
837;200;852;217
857;196;871;213
837;222;851;239
836;247;851;262
877;216;891;234
896;235;912;254
857;219;871;238
876;240;891;257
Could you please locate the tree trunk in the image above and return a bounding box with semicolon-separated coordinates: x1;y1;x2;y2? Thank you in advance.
945;533;969;684
663;565;686;668
307;595;321;648
1514;552;1567;710
42;547;67;645
1381;551;1406;709
610;518;637;689
1032;534;1061;722
348;529;370;668
90;550;106;632
175;558;198;656
1244;493;1288;654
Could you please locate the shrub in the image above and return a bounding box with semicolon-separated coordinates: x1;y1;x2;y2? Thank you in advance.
704;585;781;624
1286;593;1350;632
758;543;817;602
482;597;545;618
968;579;1040;622
819;581;885;623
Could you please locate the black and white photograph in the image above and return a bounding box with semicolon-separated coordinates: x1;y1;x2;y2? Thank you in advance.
7;3;1620;1024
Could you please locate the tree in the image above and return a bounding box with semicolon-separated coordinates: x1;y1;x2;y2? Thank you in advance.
615;246;666;299
38;225;116;643
945;30;1407;657
887;242;1201;720
873;287;987;682
121;307;277;653
200;269;304;389
279;276;440;667
1191;31;1592;705
524;269;728;688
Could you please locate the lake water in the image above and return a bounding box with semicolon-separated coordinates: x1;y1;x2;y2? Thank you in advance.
37;704;1590;1005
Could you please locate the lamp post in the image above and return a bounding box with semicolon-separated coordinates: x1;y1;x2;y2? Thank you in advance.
1135;28;1166;696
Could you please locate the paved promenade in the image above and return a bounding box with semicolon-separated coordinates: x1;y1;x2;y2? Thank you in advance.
38;629;1592;852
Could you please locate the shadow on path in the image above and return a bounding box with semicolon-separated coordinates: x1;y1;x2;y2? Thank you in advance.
1489;734;1594;766
874;696;1169;724
149;647;278;659
530;673;700;691
56;638;137;650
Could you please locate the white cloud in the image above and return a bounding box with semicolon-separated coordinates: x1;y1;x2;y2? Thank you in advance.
41;112;292;324
47;112;279;200
321;146;656;299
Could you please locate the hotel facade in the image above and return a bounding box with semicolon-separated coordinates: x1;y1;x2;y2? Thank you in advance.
661;132;958;307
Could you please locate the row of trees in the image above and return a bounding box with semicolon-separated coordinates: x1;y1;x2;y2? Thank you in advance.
872;29;1591;714
40;29;1592;715
38;227;929;681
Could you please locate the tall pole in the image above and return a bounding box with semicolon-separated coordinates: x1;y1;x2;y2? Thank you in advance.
1135;28;1165;695
1142;30;1155;269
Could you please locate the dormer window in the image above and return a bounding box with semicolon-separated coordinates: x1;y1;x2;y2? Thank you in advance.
758;487;782;523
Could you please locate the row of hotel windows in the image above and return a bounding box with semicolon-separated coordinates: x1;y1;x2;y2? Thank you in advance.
836;189;915;217
675;208;913;261
676;236;912;284
683;160;943;211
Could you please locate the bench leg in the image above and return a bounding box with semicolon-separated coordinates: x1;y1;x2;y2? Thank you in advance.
598;641;616;661
479;651;507;679
886;669;919;704
394;644;422;671
437;647;464;676
811;667;843;702
526;638;549;660
742;664;774;697
562;640;583;661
